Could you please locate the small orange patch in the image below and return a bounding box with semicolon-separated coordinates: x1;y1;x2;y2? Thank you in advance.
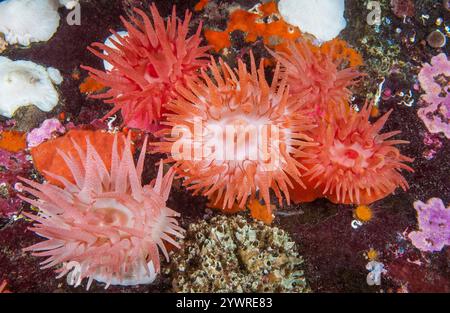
318;39;363;68
194;0;209;11
205;1;302;53
0;131;27;152
248;199;274;224
30;129;132;187
79;76;106;94
204;30;231;52
58;112;66;121
207;195;274;224
366;248;379;261
370;105;380;117
355;205;373;222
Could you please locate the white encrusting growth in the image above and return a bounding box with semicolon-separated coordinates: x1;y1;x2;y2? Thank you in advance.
0;56;62;118
59;0;80;9
0;0;60;46
278;0;347;43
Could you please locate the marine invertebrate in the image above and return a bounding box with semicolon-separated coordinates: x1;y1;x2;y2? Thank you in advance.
273;40;361;119
154;55;316;220
366;248;379;261
318;39;363;68
294;103;413;205
82;4;211;131
0;0;60;46
30;129;131;187
426;30;446;49
354;205;373;223
417;53;450;138
366;260;386;286
166;215;310;293
26;118;65;148
19;134;183;288
408;198;450;252
278;0;346;42
0;57;62;118
204;1;302;53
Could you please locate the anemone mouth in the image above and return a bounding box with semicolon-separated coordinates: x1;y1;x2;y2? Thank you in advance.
90;198;133;228
329;139;374;169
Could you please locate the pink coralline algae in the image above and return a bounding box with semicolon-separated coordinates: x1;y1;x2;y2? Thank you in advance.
390;0;415;18
408;198;450;252
422;132;443;160
417;53;450;139
26;118;65;148
0;149;32;218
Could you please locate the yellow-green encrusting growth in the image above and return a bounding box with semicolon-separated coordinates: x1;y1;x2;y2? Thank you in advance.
166;215;310;293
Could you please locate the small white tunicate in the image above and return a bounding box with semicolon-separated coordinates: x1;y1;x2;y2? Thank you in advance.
0;57;62;118
277;0;347;43
366;261;386;286
47;67;64;85
0;0;60;46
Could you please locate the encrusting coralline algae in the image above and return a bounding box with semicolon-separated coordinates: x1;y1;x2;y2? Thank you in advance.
166;215;310;293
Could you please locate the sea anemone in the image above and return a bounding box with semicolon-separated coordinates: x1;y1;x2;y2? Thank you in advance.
296;102;413;205
272;40;361;119
153;54;316;220
81;3;211;132
354;205;374;222
19;134;183;289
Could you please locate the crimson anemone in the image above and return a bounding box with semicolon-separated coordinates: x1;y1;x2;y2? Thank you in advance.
82;4;211;131
154;54;316;221
295;102;414;204
19;134;183;289
272;40;361;119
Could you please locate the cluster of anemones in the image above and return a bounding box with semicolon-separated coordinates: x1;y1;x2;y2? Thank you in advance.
20;132;183;289
82;3;210;131
20;3;415;290
272;42;413;205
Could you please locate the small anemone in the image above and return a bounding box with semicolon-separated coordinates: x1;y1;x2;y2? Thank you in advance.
292;102;413;205
81;3;211;131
